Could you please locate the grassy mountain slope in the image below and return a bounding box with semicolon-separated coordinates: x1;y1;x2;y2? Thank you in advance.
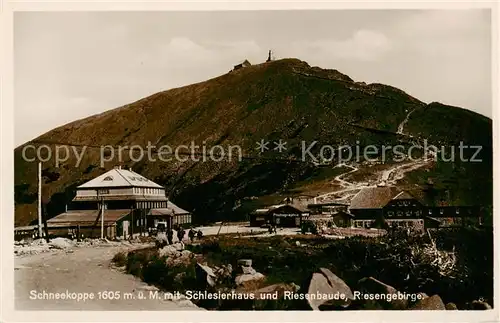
14;58;492;225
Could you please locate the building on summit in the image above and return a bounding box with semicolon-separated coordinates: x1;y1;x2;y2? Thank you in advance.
233;59;251;71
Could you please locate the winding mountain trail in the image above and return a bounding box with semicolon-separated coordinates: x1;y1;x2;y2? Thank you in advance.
380;158;431;185
333;164;359;187
314;156;431;204
397;108;417;135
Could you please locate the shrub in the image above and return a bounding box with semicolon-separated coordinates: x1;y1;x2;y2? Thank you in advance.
125;247;158;278
112;251;127;267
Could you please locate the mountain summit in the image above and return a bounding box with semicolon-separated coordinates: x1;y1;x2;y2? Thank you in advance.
14;58;492;226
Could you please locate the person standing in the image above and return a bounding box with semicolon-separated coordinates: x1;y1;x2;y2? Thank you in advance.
188;228;195;242
177;227;184;242
166;229;173;245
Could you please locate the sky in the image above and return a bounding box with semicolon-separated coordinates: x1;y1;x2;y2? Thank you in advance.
14;10;492;146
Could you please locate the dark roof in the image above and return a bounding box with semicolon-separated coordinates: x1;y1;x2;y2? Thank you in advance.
14;225;37;231
333;210;355;218
308;202;349;208
47;209;130;227
349;186;400;209
392;191;416;200
149;201;190;216
252;203;309;214
288;203;309;213
73;195;168;202
234;59;251;68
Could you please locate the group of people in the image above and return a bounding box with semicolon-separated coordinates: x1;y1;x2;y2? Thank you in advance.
268;224;277;234
162;225;203;245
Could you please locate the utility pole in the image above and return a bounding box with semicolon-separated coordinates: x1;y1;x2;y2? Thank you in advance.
38;162;43;238
101;197;105;239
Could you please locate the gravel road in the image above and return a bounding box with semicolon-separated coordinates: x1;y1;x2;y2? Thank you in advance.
15;244;200;310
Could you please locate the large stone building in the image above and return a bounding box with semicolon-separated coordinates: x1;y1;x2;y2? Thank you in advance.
47;167;191;239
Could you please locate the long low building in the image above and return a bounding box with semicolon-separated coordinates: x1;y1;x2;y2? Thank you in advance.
348;187;482;230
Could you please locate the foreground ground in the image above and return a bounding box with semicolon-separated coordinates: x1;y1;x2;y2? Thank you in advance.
15;244;199;310
121;227;493;310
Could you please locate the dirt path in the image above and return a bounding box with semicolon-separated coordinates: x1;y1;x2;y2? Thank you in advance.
15;245;200;310
397;108;416;135
314;157;431;204
380;158;430;185
333;163;358;187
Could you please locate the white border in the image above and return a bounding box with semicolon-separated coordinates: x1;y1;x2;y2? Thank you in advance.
1;1;499;322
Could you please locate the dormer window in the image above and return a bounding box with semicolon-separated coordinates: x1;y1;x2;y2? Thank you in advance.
103;176;113;181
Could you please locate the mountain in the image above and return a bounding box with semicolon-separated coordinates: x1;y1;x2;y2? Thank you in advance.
14;58;492;226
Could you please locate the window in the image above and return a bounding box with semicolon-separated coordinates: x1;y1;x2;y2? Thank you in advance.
387;211;394;217
429;209;433;215
103;176;113;181
440;209;444;215
456;208;460;215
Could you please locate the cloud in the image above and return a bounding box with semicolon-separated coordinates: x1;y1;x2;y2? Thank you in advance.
159;37;261;66
291;30;392;62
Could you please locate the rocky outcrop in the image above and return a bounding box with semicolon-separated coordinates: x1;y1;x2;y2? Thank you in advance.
166;250;194;267
213;264;233;282
235;273;265;286
357;277;408;310
159;242;184;257
445;302;458;310
49;237;76;249
410;295;445;310
196;263;217;288
470;300;492;310
235;259;265;286
306;268;354;310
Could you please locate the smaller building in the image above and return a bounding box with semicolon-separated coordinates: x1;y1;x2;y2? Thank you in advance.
149;201;192;229
331;210;354;228
233;59;251;71
14;225;38;241
250;204;309;227
307;202;349;215
47;209;131;239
